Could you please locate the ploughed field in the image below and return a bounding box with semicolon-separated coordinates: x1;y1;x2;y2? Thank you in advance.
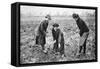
20;16;95;64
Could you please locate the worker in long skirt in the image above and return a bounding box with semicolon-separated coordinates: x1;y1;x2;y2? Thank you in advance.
35;14;51;52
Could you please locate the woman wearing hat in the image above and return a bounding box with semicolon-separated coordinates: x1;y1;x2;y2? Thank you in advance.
35;14;51;51
52;23;65;57
72;13;89;57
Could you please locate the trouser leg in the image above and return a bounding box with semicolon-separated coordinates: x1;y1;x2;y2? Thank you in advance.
79;46;83;54
83;36;88;54
36;36;39;44
41;44;45;50
53;42;58;52
42;36;46;50
79;32;89;55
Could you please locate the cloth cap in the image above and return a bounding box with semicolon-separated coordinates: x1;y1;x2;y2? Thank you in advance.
53;23;59;27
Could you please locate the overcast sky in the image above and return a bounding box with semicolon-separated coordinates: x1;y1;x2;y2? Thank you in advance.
20;5;95;16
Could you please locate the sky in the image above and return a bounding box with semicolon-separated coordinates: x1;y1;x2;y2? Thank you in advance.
20;5;95;16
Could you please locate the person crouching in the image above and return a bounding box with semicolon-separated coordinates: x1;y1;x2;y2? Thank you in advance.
52;23;65;57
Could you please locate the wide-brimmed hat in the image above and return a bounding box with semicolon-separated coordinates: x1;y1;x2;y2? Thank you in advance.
45;14;51;18
72;13;79;18
53;23;59;27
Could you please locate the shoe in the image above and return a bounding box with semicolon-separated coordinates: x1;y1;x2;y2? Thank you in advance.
76;54;81;58
82;53;86;57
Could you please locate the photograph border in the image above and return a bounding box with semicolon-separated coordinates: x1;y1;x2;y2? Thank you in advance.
12;2;98;67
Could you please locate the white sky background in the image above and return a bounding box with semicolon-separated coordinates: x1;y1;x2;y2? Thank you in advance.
20;5;95;16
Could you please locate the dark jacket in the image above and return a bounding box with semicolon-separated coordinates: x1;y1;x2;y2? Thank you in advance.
52;29;60;41
52;28;64;54
76;18;89;36
38;20;48;36
36;20;49;45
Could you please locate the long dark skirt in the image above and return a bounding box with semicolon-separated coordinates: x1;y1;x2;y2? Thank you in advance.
36;35;46;50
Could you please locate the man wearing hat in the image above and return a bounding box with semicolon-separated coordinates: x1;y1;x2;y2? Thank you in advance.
35;14;51;51
52;23;65;57
72;13;89;56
